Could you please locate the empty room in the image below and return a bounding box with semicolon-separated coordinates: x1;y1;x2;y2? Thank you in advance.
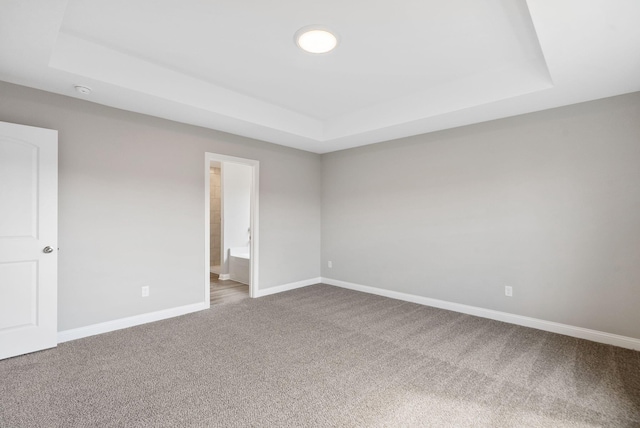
1;1;639;426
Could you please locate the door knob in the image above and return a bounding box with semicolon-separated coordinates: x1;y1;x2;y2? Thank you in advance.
43;246;54;254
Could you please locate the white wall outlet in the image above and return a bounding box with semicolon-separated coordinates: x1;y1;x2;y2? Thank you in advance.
505;286;513;297
141;286;150;297
328;261;333;268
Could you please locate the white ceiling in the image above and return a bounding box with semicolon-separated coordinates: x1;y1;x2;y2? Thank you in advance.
0;1;639;153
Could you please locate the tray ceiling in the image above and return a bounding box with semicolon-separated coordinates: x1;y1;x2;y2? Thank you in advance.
0;0;639;153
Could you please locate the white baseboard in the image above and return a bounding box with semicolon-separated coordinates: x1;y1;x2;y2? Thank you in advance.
218;273;230;280
56;276;321;343
321;277;640;351
254;277;321;297
57;302;208;343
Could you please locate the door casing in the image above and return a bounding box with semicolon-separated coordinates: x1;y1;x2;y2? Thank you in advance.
204;152;259;302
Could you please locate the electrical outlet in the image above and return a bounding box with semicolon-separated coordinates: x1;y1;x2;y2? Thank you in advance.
328;261;333;268
141;286;150;297
505;286;513;297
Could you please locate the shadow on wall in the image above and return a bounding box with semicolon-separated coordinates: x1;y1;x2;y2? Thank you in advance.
210;166;221;273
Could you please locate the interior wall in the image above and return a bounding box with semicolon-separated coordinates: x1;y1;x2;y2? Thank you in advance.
0;81;321;331
322;92;640;339
209;167;221;268
221;162;251;274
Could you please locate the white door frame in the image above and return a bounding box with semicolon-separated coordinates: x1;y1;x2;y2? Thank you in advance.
204;153;259;302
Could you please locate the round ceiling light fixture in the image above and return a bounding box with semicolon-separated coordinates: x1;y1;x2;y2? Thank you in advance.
74;85;92;95
295;26;338;54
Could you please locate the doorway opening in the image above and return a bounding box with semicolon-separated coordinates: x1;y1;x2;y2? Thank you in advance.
204;153;259;306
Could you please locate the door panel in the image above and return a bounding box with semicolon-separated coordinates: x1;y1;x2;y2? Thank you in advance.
0;261;37;330
0;121;57;360
0;139;38;238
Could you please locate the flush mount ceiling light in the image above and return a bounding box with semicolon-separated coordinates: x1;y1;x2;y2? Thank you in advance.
295;26;338;54
74;84;92;95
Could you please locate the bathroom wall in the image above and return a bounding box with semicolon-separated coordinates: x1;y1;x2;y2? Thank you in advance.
209;167;221;268
222;163;252;274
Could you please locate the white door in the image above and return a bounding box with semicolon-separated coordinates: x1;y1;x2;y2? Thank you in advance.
0;121;58;360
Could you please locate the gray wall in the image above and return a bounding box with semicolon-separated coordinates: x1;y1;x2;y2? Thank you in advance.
0;81;321;331
322;92;640;339
2;79;639;340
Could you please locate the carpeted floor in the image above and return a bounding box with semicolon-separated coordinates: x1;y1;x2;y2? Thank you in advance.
1;284;639;427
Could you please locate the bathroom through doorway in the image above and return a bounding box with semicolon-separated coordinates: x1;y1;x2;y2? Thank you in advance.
204;153;259;305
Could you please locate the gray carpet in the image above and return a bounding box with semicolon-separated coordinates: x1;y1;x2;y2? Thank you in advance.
1;284;639;427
